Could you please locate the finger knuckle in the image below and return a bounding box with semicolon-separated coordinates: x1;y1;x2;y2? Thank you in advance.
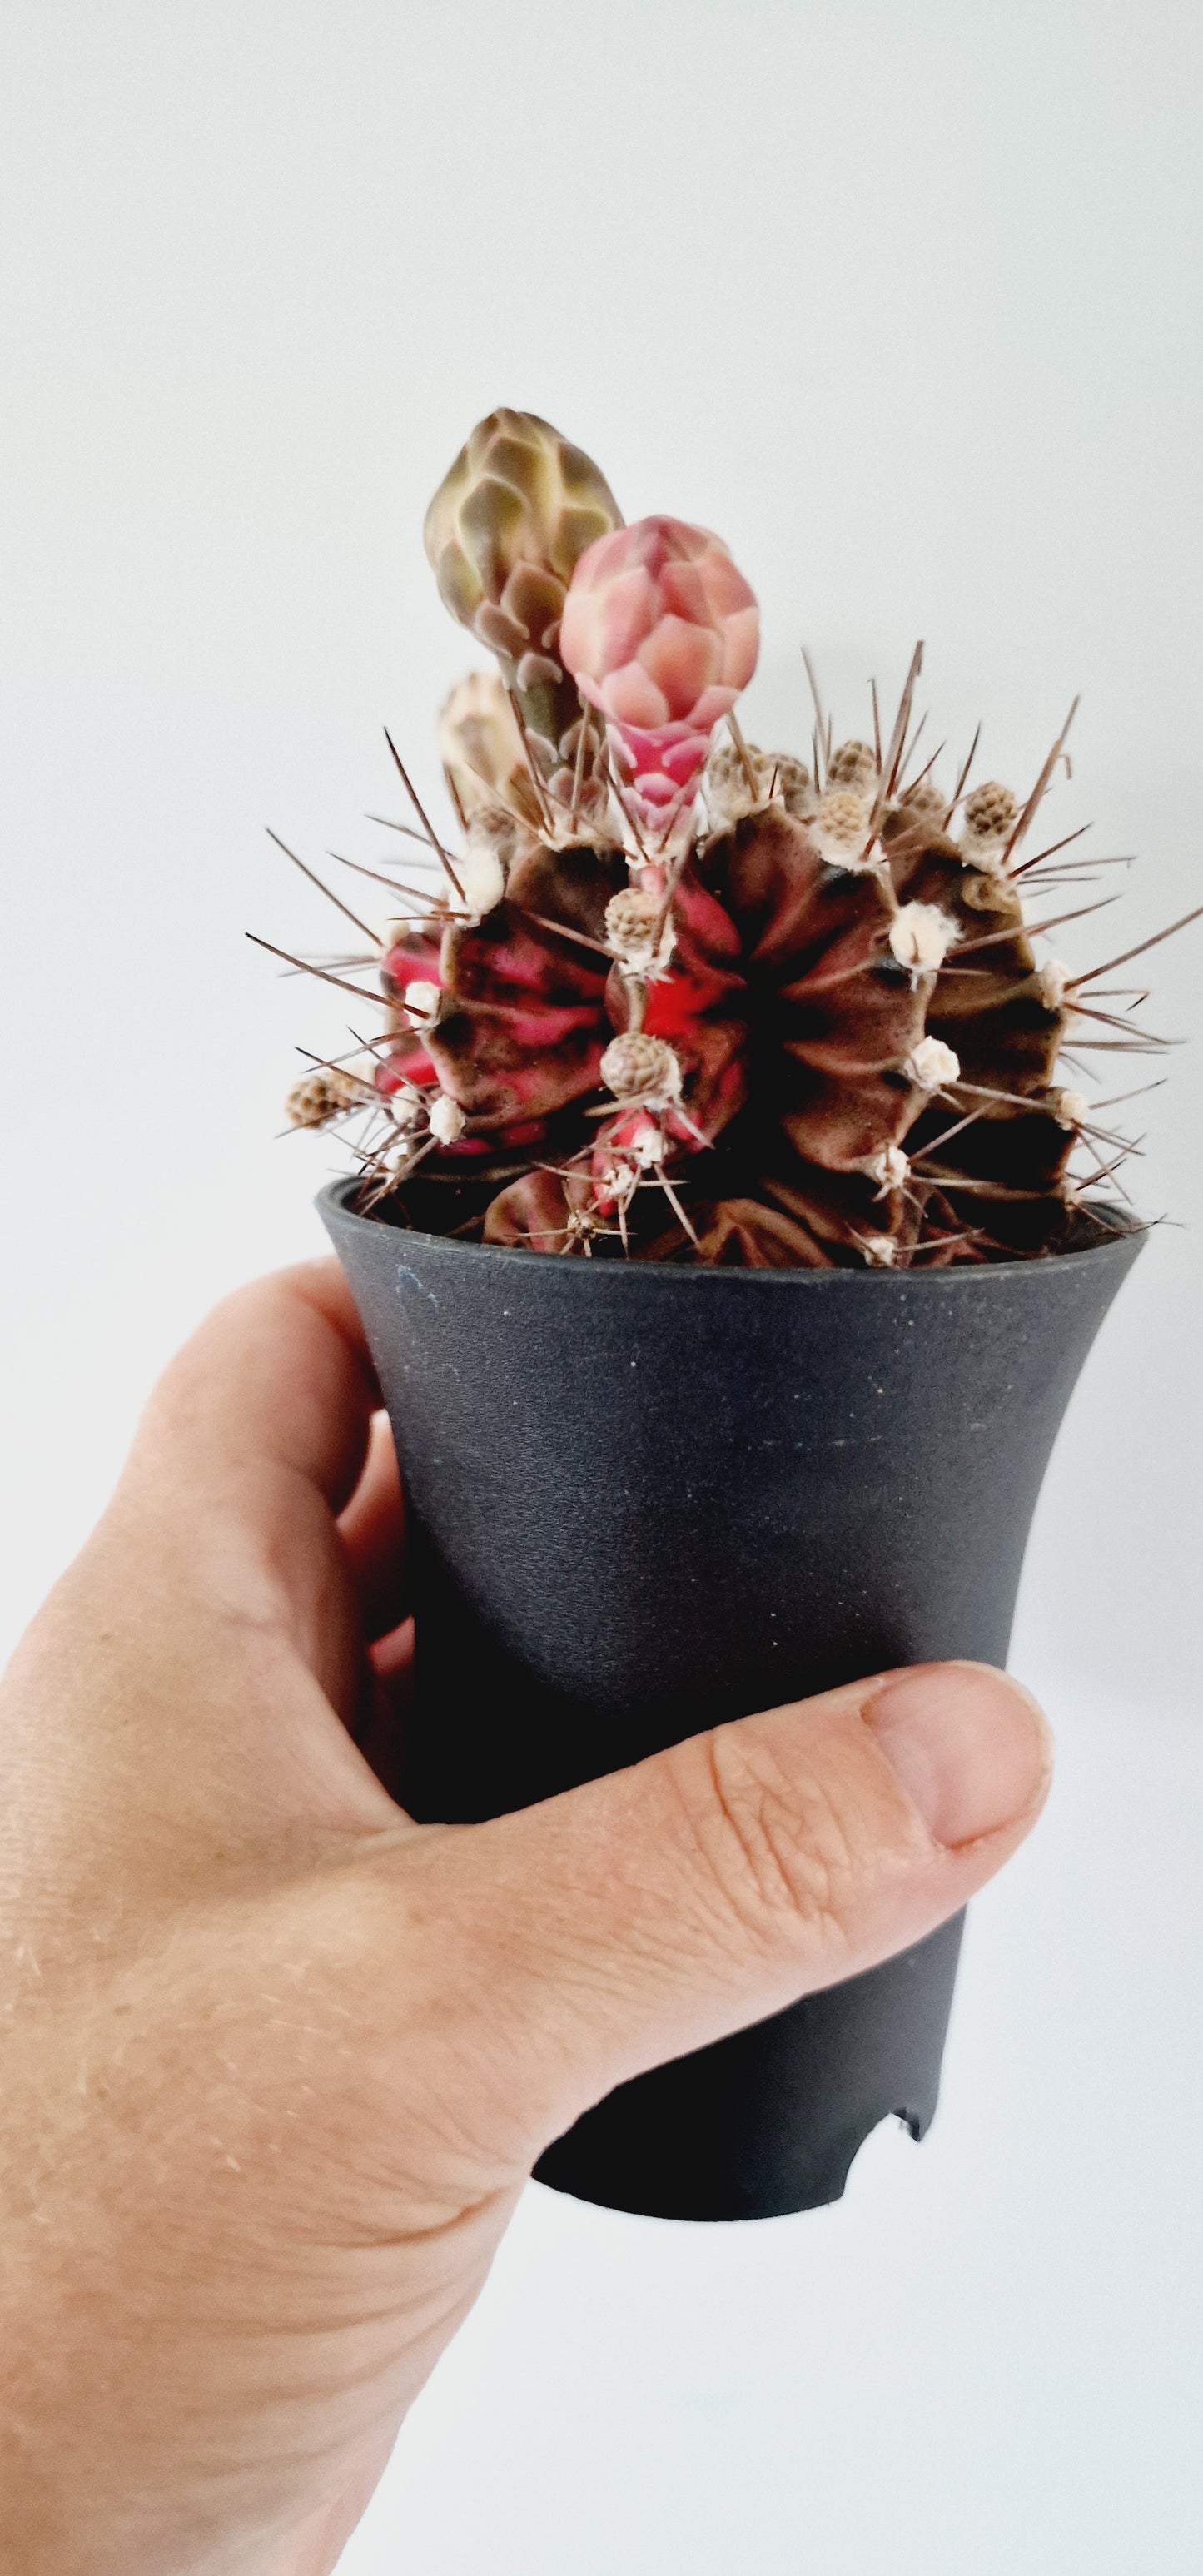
687;1725;859;1959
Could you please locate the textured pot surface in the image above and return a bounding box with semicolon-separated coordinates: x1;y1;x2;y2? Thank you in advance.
321;1181;1141;2218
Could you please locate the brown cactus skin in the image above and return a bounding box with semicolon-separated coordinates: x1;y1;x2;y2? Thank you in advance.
424;412;622;815
303;678;1154;1264
430;842;630;1131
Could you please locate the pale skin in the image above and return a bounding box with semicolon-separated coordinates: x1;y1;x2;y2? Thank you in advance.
0;1261;1052;2574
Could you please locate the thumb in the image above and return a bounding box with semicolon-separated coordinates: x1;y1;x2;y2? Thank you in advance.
424;1660;1051;2157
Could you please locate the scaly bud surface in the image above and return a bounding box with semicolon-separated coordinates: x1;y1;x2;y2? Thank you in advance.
560;516;759;841
425;413;622;815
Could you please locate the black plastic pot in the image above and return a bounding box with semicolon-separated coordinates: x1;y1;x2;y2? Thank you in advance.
321;1178;1141;2221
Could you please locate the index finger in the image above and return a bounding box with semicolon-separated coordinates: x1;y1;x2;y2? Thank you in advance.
133;1258;380;1514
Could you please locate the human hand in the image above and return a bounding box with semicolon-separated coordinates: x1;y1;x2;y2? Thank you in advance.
0;1261;1051;2576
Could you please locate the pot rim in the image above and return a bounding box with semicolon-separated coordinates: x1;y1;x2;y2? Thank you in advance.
318;1177;1144;1293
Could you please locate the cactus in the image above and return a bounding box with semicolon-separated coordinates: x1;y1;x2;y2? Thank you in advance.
271;410;1201;1266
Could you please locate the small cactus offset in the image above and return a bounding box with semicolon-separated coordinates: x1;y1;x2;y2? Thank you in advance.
266;410;1201;1266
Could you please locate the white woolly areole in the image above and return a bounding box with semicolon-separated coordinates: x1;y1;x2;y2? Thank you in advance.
906;1034;961;1090
428;1093;466;1145
405;979;441;1019
861;1234;897;1267
1055;1087;1089;1128
1039;957;1071;1010
888;903;956;971
389;1089;421;1127
633;1124;666;1167
599;1032;682;1103
867;1143;909;1189
456;844;506;922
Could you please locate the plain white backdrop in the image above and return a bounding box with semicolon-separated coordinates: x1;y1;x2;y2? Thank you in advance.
2;5;1201;2569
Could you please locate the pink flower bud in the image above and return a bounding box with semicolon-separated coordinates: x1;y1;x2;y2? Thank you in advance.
560;517;759;837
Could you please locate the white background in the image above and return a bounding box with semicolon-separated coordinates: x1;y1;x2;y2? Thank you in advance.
2;5;1201;2569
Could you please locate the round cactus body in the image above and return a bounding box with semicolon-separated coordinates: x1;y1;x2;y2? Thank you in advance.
351;773;1077;1266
